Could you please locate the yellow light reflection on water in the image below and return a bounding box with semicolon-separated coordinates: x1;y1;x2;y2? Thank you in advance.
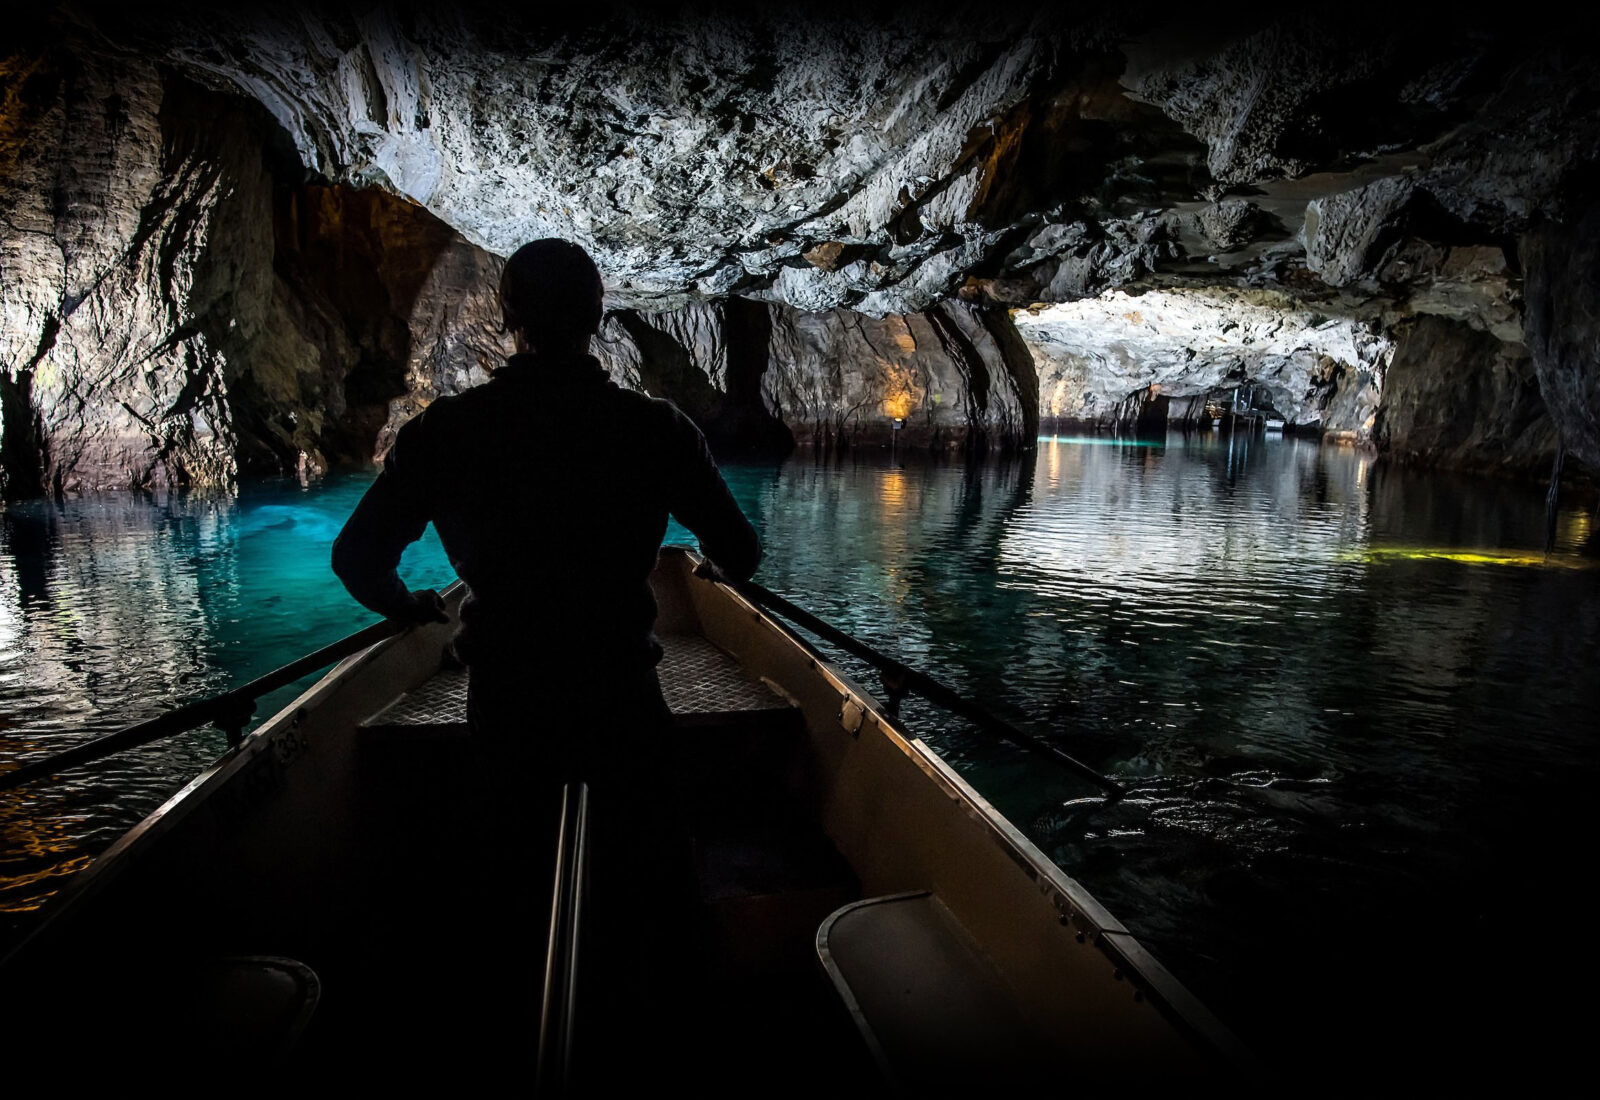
1351;547;1600;570
1561;509;1592;546
878;468;908;511
876;468;914;603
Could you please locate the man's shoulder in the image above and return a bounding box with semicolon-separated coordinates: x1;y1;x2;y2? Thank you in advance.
607;385;696;434
395;370;695;448
384;389;483;469
400;384;499;433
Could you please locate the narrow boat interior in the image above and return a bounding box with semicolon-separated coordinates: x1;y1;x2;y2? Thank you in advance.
1;550;1239;1087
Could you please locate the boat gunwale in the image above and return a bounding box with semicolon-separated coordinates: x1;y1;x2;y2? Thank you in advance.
7;555;1252;1075
0;584;465;969
680;551;1253;1071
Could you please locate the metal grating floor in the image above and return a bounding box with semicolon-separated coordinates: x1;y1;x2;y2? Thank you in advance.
367;633;787;728
657;633;790;716
367;667;470;727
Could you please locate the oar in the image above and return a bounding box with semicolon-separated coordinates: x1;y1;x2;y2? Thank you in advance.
0;618;404;794
720;573;1126;801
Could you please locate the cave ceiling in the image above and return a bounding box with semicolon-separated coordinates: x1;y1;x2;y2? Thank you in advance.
51;4;1597;315
5;3;1599;493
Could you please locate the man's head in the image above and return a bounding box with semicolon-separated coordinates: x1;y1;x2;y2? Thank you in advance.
498;239;605;354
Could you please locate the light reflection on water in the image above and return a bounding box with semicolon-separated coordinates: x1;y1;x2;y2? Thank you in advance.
2;432;1597;1074
710;434;1599;1072
0;480;456;925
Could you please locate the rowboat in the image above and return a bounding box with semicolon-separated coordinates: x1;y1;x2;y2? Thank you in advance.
1;547;1249;1086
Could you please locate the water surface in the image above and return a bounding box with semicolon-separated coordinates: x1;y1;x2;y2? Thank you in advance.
2;432;1596;1078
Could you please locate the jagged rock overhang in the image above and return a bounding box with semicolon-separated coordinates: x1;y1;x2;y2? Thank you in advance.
4;7;1599;494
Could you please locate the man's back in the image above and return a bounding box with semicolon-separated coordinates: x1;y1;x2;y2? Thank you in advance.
330;239;755;1034
333;349;760;674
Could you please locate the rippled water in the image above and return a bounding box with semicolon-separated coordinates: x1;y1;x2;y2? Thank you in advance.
3;432;1597;1077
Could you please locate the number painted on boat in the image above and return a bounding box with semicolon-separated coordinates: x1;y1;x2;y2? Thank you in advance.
272;718;311;768
212;715;310;826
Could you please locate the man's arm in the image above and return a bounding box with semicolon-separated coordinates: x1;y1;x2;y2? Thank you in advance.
664;409;761;581
331;419;448;624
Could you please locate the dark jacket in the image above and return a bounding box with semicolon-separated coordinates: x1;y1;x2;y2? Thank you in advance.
332;351;760;673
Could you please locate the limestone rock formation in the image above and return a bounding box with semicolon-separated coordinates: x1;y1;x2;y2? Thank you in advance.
762;301;1034;451
0;48;515;492
0;53;270;495
268;185;513;471
152;5;1074;315
1374;315;1554;474
126;10;1600;315
595;298;1035;454
1523;203;1600;475
1014;288;1390;435
3;9;1598;495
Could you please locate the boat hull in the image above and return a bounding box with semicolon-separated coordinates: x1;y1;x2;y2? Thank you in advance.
1;549;1248;1082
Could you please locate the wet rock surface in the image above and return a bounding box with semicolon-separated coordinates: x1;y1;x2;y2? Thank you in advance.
1374;315;1554;475
595;298;1035;454
1014;287;1391;435
0;50;515;491
2;9;1598;492
0;54;273;495
266;184;512;473
1523;203;1600;475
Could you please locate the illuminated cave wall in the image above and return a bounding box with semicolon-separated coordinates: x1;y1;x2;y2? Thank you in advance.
0;49;509;492
4;10;1600;495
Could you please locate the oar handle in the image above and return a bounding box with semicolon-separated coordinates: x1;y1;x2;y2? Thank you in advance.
721;573;1126;800
0;618;405;794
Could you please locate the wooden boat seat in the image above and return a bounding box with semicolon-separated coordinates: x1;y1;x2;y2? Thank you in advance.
817;891;1045;1087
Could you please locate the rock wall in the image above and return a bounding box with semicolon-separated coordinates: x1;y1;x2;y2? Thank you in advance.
1374;315;1554;474
1523;203;1600;475
762;300;1034;451
0;38;1039;495
266;184;511;472
0;47;519;494
5;13;1600;495
595;298;1036;456
1014;287;1391;437
0;52;270;495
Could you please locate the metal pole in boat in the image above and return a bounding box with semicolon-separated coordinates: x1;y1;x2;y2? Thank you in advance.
538;781;589;1096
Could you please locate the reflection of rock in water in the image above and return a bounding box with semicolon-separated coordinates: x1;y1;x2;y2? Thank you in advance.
0;493;239;935
1;507;55;606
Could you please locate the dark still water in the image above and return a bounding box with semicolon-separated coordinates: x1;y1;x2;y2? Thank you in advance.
2;433;1597;1077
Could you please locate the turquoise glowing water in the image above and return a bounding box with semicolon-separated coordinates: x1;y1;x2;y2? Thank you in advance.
2;433;1597;1076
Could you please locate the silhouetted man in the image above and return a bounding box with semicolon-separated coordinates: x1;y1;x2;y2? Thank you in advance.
332;238;759;767
331;239;758;1069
